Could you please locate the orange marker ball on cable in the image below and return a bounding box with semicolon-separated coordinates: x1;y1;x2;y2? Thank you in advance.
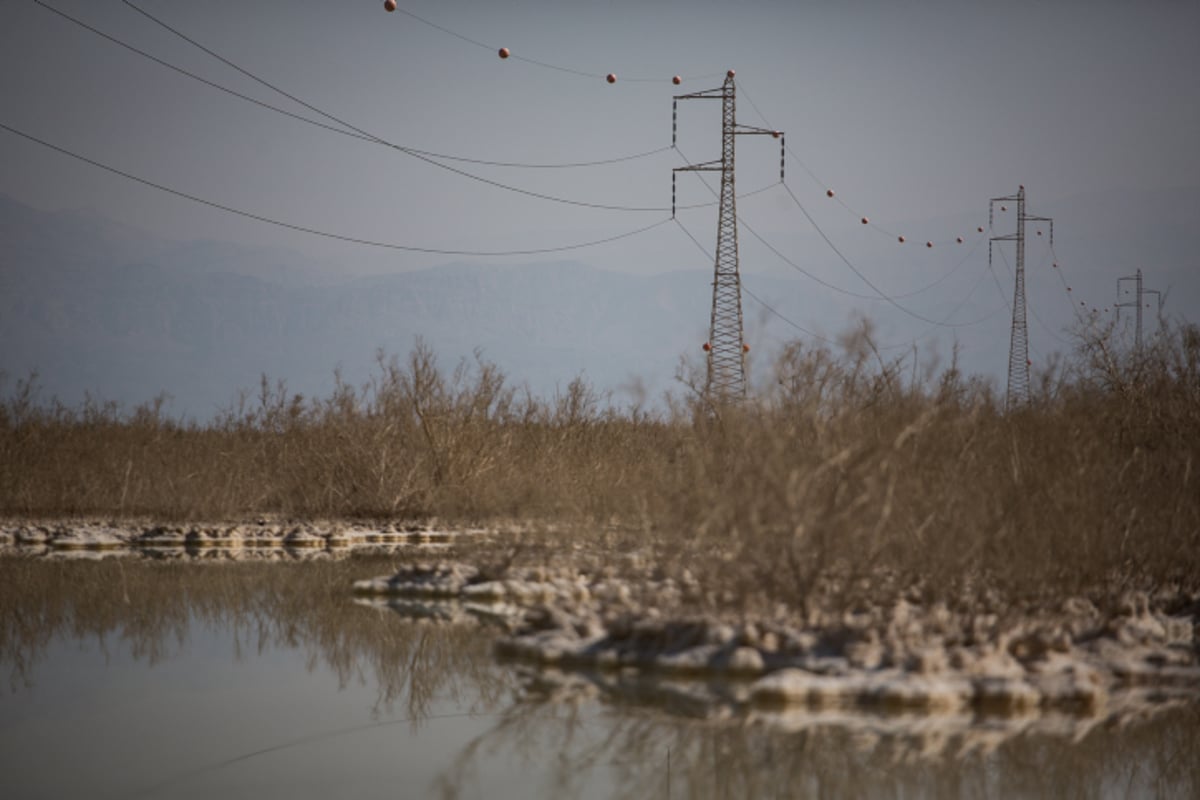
826;189;835;198
384;0;396;11
898;235;905;243
702;342;711;352
672;75;682;85
926;241;933;248
498;47;510;59
861;217;869;225
743;344;751;353
956;236;964;244
977;226;984;233
606;73;617;84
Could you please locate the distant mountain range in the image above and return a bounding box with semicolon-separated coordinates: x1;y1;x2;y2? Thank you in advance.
2;188;1196;419
0;194;729;417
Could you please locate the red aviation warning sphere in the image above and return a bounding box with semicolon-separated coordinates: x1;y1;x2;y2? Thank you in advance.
826;189;835;198
606;73;617;83
926;241;933;248
1001;205;1008;212
672;75;682;85
1027;359;1032;366
956;236;964;244
1037;230;1043;236
977;226;984;233
898;235;906;243
1053;262;1058;268
384;0;396;11
702;342;711;352
743;343;751;353
861;217;869;224
498;47;510;59
726;69;736;78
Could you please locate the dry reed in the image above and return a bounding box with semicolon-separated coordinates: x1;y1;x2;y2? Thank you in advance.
2;322;1198;609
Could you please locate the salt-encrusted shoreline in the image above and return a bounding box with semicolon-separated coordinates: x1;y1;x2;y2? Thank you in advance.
0;520;486;553
354;560;1200;718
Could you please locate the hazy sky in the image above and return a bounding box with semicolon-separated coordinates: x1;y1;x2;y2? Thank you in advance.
2;0;1198;373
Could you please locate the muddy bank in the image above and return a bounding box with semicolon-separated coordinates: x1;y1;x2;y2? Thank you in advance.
355;560;1200;718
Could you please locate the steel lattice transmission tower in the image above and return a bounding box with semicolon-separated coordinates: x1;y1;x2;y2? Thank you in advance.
989;185;1052;410
672;70;783;400
1115;268;1163;351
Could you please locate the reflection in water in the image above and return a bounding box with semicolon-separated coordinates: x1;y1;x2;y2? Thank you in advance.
2;555;1198;799
439;675;1200;799
0;554;505;719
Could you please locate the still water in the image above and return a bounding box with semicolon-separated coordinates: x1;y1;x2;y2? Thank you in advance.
1;553;1197;799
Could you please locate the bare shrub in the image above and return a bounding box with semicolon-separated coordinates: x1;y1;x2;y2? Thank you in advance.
2;321;1197;610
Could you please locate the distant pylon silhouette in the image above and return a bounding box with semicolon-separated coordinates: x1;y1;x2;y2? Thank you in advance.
1115;268;1163;351
990;185;1052;410
673;71;784;400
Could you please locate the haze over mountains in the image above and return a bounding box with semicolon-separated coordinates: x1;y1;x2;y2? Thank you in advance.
2;189;1196;419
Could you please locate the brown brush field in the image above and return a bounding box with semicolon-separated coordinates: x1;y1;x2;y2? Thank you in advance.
3;321;1198;613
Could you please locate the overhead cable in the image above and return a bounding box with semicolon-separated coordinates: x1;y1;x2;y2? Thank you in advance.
672;217;832;343
386;3;723;84
0;120;671;256
36;0;679;211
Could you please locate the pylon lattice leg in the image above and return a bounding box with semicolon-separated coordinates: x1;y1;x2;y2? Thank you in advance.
706;75;746;400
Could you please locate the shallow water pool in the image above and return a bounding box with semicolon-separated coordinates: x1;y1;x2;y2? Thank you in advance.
1;554;1196;799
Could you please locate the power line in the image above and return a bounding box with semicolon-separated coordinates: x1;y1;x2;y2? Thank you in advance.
673;217;831;343
780;182;992;327
740;80;983;245
113;1;777;212
36;0;679;212
673;143;876;300
387;2;723;84
992;239;1072;349
676;140;997;331
120;0;676;170
674;216;1001;352
0;120;672;257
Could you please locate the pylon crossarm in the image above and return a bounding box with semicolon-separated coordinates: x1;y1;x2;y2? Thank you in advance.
674;161;723;173
733;124;780;136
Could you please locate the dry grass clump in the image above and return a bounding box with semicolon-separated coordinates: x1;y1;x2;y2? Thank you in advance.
646;319;1199;615
2;322;1197;609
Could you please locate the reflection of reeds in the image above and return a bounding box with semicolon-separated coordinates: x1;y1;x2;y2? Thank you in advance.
2;322;1198;611
0;556;510;719
435;680;1200;800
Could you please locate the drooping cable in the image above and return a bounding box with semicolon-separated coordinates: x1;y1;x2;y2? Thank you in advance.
673;217;832;343
120;0;680;169
33;0;673;212
780;182;993;327
37;1;784;214
0;120;672;256
675;139;996;328
386;3;723;84
674;215;1001;352
740;80;978;245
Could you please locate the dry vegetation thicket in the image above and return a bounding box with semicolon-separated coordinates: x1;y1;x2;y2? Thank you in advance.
2;321;1198;609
